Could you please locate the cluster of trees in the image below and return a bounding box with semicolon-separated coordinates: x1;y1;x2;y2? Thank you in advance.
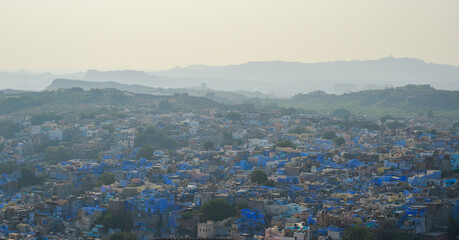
323;131;345;146
0;120;20;139
274;140;295;148
135;145;155;159
158;100;173;113
102;124;116;133
224;111;242;121
203;141;214;150
134;126;177;150
95;211;133;233
0;161;22;174
332;108;351;119
80;107;127;120
280;107;297;116
0;88;133;115
45;146;74;165
386;121;406;130
222;131;242;146
200;199;248;222
108;232;137;240
333;137;345;146
98;172;116;186
287;126;312;134
249;170;276;187
201;199;234;222
341;225;372;240
20;168;44;187
323;131;337;139
31;112;63;125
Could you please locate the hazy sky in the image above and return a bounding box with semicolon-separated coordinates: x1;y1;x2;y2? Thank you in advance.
1;0;458;72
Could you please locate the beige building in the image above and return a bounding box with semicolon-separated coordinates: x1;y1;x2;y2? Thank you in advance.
198;221;217;238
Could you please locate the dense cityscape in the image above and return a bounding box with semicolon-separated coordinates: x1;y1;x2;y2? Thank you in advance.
0;97;458;240
2;1;459;240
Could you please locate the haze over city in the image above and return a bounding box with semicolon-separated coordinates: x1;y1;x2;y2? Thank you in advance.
0;1;458;240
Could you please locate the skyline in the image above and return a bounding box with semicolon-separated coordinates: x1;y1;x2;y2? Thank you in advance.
1;0;458;72
1;55;458;74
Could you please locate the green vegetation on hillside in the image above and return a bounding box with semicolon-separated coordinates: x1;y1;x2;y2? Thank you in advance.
282;85;459;117
0;120;20;138
0;85;457;118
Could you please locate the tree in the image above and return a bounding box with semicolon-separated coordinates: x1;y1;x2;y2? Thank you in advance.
96;212;132;232
99;172;116;185
386;121;406;130
45;146;74;164
287;126;312;134
249;170;268;185
109;232;137;240
136;145;154;159
103;124;115;133
31;112;63;125
382;114;395;122
79;111;97;120
333;137;345;146
448;218;459;240
342;225;373;240
21;168;43;187
203;141;214;150
225;111;241;121
0;161;21;174
85;149;99;159
0;120;20;139
264;179;276;187
393;232;416;240
332;108;350;118
134;126;177;149
323;131;337;139
223;131;234;145
201;199;234;222
280;107;297;116
274;140;295;148
158;100;172;113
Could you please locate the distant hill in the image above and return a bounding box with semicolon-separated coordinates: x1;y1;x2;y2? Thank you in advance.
46;79;162;94
0;87;224;115
2;57;458;96
264;85;459;117
40;80;459;117
0;89;31;95
0;71;84;90
2;83;458;117
45;79;268;104
154;56;459;94
83;69;174;87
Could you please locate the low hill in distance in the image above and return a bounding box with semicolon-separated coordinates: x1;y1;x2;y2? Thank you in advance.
0;87;225;116
3;57;458;96
6;81;457;118
46;79;268;104
276;85;459;117
154;56;459;94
